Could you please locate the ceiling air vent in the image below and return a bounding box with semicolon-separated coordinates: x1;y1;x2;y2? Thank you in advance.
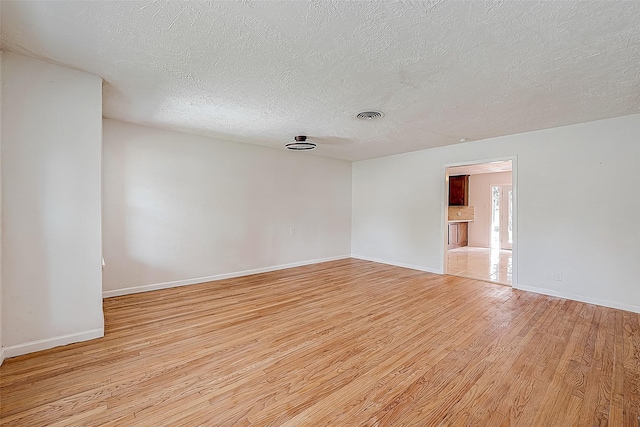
356;110;384;120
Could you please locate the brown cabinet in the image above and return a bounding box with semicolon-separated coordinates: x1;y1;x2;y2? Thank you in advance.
448;175;470;249
448;222;468;250
449;175;469;206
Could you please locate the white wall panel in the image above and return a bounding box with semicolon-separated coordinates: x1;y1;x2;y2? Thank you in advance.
353;114;640;312
102;120;352;294
1;53;104;356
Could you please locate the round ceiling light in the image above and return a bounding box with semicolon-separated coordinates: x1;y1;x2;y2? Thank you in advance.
356;110;384;120
285;135;316;150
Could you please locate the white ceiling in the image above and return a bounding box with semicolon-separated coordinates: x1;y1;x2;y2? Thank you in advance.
448;161;512;176
2;1;639;161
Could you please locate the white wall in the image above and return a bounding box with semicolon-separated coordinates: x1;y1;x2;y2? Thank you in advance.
468;171;512;248
0;52;4;364
102;119;352;296
353;114;640;313
1;53;104;358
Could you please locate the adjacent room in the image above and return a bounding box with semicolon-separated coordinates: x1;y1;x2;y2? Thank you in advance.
446;160;514;285
2;1;640;425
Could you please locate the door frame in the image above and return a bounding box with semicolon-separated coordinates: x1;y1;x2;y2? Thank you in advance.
442;156;518;287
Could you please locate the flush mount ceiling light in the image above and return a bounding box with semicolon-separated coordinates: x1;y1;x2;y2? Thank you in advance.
356;110;384;120
285;135;316;151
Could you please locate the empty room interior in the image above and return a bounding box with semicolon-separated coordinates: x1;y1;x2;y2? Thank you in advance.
1;1;640;425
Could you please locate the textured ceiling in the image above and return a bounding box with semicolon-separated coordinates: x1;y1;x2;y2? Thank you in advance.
2;1;640;161
448;161;512;176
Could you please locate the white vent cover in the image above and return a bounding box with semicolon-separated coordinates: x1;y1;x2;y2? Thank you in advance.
356;110;384;120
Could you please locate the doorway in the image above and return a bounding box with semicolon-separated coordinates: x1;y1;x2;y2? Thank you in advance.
444;159;515;286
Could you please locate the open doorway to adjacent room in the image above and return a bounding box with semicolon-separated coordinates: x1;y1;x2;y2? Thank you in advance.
445;160;514;286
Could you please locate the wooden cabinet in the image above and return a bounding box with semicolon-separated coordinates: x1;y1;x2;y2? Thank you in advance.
449;175;469;206
448;224;456;249
448;175;470;249
458;222;468;246
448;222;468;250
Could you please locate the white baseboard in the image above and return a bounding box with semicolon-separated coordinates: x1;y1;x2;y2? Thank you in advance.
514;284;640;314
351;254;442;275
0;347;5;366
2;328;104;360
103;255;351;298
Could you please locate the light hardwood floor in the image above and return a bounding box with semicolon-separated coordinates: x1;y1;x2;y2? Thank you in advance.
1;258;639;426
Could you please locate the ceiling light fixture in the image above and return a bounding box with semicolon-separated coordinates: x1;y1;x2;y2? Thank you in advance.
285;135;316;151
356;110;384;120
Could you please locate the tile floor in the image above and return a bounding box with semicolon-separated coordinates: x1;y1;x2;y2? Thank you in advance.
447;246;512;285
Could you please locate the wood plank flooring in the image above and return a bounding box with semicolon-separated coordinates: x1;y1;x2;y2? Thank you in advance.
2;258;640;426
